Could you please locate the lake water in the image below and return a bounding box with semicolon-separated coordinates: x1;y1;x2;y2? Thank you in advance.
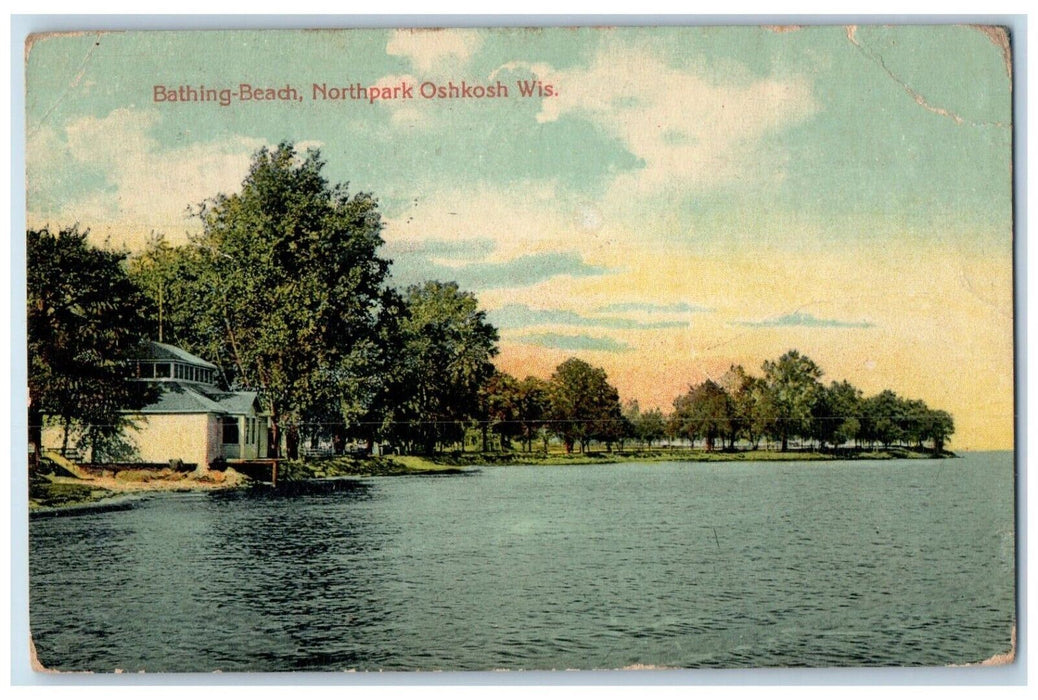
29;452;1015;672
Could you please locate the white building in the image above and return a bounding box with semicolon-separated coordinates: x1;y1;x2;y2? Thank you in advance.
43;341;270;468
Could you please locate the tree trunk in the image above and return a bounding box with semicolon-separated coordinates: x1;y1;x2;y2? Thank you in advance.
286;425;300;460
332;425;346;455
28;404;42;470
61;416;72;457
269;411;281;458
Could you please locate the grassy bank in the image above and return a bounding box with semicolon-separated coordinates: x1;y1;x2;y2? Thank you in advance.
278;454;465;480
388;446;955;469
30;479;114;509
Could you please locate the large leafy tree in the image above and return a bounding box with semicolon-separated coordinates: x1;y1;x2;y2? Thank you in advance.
477;371;553;453
28;226;157;464
396;281;499;454
670;379;732;451
127;235;211;355
861;390;907;448
720;364;759;449
547;358;623;453
331;288;411;452
811;380;864;451
514;375;551;453
922;409;955;454
130;143;395;458
478;370;521;452
760;350;824;451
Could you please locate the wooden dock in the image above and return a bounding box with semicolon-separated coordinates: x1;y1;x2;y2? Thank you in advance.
224;459;280;486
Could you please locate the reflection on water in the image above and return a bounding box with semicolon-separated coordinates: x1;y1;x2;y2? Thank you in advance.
29;453;1015;672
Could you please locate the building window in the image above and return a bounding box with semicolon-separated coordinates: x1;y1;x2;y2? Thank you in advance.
221;417;239;445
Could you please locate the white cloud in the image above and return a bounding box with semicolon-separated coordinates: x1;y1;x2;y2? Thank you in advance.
521;41;818;194
27;108;265;249
386;29;484;73
295;139;325;154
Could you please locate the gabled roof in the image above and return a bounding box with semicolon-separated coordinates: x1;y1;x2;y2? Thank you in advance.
138;382;224;414
145;341;218;370
136;382;262;416
204;389;261;415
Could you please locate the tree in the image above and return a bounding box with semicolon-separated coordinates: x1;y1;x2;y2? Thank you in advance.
923;409;955;454
720;365;755;449
861;390;906;448
515;376;550;453
127;234;211;352
811;380;863;451
396;281;499;454
594;403;630;453
737;374;773;450
760;350;824;451
624;400;665;449
130;143;395;458
901;398;931;449
28;226;157;465
666;395;695;447
637;407;666;449
670;380;731;451
547;358;623;453
479;371;522;451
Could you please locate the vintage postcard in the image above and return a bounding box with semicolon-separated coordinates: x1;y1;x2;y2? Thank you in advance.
24;25;1015;673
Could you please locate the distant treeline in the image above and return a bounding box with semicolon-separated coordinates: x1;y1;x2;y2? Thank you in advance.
27;143;953;461
477;351;953;456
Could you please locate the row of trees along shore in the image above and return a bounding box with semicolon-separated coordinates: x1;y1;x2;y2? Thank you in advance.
27;143;954;463
479;351;954;456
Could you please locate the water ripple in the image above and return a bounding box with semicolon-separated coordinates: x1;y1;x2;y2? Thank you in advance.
29;454;1015;672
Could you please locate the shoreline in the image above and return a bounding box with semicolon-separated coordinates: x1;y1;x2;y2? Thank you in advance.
399;446;958;469
29;466;250;512
29;447;959;512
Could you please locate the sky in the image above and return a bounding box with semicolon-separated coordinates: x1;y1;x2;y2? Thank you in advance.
25;25;1014;449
